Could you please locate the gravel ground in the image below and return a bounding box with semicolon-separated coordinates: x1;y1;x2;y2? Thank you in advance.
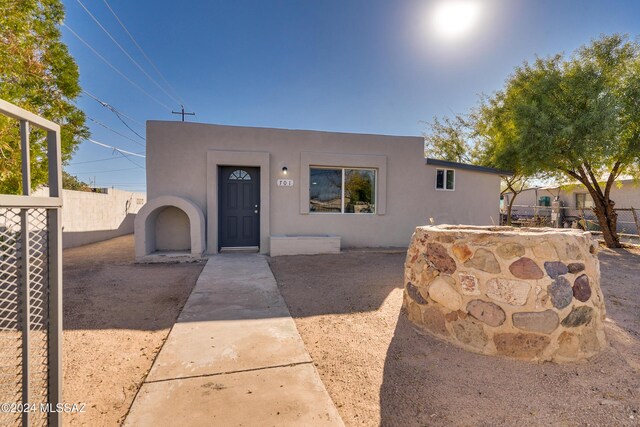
269;246;640;427
62;235;204;426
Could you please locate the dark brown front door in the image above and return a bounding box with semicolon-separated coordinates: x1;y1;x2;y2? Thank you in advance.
219;166;260;249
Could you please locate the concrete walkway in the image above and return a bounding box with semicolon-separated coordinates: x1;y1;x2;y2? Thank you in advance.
124;254;344;426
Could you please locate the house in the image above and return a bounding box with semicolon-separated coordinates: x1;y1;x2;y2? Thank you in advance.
134;122;509;259
502;179;640;231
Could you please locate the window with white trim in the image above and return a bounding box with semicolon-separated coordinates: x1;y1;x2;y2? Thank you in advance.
436;169;455;190
309;167;376;213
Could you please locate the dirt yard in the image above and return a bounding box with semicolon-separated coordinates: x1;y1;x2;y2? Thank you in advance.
62;235;204;426
269;247;640;426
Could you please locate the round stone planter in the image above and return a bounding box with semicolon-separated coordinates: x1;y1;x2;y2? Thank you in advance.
404;225;607;362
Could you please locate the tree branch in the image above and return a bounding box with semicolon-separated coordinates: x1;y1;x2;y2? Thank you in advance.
562;168;583;183
583;162;605;201
604;160;622;201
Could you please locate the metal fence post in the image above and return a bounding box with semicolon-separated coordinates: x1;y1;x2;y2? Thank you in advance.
0;99;63;427
47;128;62;427
20;210;30;427
20;119;31;427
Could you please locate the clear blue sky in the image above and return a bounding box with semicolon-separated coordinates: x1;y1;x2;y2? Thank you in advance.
61;0;640;192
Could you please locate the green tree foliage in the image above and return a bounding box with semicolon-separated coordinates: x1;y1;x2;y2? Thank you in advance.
423;116;471;163
0;0;88;194
422;112;528;226
423;35;640;247
477;34;640;247
62;171;90;191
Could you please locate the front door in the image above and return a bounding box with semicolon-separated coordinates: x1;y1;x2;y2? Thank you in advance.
219;166;260;249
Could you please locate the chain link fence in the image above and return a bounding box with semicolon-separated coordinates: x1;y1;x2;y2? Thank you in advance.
0;208;52;426
502;204;640;244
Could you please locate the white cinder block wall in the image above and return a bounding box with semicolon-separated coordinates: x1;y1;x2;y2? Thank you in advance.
33;187;146;248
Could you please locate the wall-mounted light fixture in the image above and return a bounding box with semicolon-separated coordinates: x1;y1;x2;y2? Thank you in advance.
282;166;288;175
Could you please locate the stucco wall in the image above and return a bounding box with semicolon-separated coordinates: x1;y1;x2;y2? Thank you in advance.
34;187;146;248
506;180;640;209
146;121;502;253
155;206;190;250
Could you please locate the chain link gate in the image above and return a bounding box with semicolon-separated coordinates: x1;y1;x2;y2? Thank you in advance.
0;100;63;427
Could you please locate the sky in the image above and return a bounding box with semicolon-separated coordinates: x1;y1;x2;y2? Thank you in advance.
60;0;640;193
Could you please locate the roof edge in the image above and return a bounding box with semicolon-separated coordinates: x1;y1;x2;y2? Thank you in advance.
146;120;422;140
426;158;513;176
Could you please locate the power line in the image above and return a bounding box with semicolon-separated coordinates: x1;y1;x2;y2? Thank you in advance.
87;138;146;158
81;90;147;140
69;156;123;165
94;183;145;186
111;109;146;140
102;0;187;108
82;90;143;125
84;138;146;169
118;152;145;169
63;23;172;111
86;115;145;146
68;167;141;175
75;0;182;108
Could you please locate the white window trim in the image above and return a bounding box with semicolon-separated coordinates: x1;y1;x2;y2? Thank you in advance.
309;166;377;215
435;168;455;191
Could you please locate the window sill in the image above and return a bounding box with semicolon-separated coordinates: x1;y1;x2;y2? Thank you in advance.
307;212;378;215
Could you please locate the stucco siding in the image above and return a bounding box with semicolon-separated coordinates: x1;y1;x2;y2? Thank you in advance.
507;180;640;209
146;121;501;252
155;206;190;250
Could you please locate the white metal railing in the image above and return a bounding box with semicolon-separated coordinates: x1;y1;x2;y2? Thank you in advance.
0;98;62;427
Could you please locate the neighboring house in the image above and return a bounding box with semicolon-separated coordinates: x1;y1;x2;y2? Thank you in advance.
502;179;640;231
135;121;508;258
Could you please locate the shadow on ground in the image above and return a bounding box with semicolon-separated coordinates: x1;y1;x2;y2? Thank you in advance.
598;248;640;337
269;251;404;316
63;234;204;331
270;248;640;426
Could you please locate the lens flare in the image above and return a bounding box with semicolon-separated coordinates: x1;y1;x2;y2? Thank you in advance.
431;0;482;41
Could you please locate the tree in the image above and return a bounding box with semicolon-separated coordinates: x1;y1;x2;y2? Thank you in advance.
62;171;90;191
472;94;532;226
423;115;471;163
0;0;88;194
478;34;640;247
422;112;529;225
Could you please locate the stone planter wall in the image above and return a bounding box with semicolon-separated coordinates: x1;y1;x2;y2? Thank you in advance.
404;225;607;362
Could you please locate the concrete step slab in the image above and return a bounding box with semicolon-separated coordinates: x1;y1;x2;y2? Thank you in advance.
125;254;342;426
146;316;312;382
125;364;343;427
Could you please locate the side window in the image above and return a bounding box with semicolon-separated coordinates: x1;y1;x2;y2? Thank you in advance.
446;170;455;190
576;193;593;209
436;169;455;190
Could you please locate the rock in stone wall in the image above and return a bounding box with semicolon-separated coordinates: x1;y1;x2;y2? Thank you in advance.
403;225;607;362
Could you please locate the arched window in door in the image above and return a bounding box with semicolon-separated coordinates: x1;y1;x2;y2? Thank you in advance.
229;169;251;180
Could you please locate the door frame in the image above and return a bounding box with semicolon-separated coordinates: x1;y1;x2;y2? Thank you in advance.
218;166;261;250
206;150;271;254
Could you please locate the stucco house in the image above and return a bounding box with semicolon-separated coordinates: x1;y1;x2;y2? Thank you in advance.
134;122;509;259
502;179;640;231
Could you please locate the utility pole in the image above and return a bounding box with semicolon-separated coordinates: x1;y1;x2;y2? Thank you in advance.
172;105;195;122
